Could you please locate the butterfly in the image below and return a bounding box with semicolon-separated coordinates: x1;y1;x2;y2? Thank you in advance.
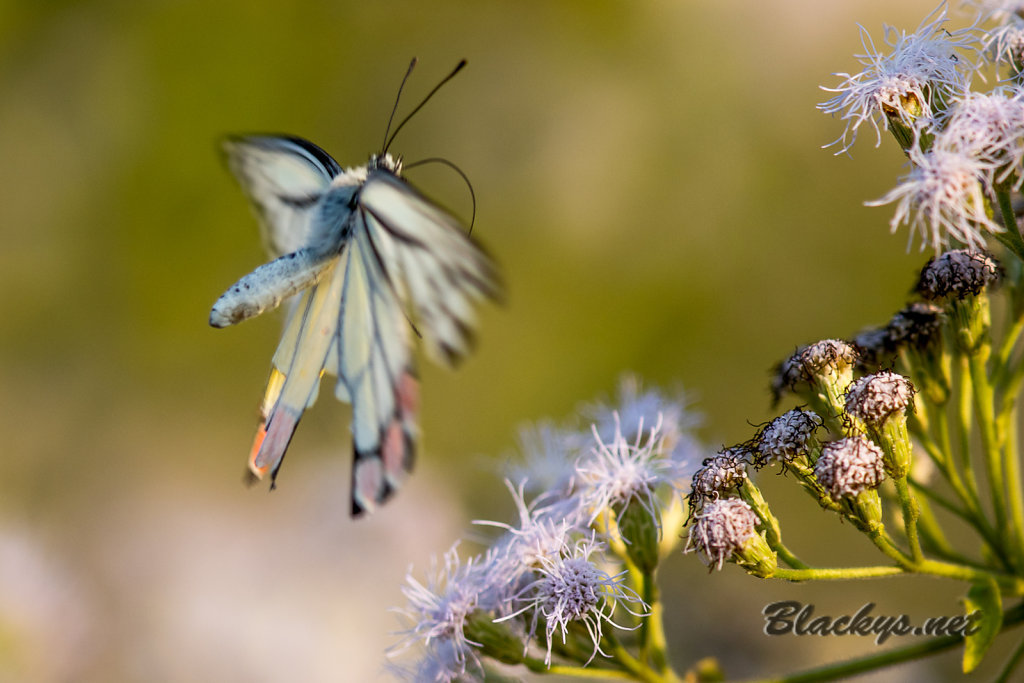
210;60;501;516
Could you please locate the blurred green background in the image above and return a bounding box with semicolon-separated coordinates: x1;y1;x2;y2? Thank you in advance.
0;0;995;680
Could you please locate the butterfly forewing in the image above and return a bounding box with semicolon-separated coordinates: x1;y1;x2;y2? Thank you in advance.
222;136;342;258
359;171;501;366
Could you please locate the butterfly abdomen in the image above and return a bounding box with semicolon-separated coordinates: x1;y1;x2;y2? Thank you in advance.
209;248;336;327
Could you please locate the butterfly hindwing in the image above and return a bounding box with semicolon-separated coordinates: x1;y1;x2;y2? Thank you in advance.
248;249;347;481
337;225;418;515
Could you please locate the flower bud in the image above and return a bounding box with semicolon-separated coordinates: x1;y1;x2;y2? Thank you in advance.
690;447;749;505
814;436;886;530
883;92;928;152
686;498;777;577
917;250;999;354
845;372;916;478
853;326;898;373
755;409;824;467
814;436;887;499
771;340;858;428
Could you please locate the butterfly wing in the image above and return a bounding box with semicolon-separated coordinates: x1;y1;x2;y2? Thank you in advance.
248;250;348;482
358;169;502;366
336;226;418;515
221;135;342;258
334;167;501;515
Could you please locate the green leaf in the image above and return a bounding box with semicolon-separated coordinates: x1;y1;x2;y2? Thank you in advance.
963;577;1002;673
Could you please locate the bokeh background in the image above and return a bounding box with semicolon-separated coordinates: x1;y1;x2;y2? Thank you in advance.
0;1;1003;681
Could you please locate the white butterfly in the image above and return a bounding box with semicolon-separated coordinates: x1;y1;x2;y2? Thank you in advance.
210;61;500;516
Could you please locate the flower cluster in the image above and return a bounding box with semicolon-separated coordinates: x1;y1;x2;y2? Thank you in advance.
681;236;1005;585
391;377;704;680
386;5;1024;680
820;3;1024;253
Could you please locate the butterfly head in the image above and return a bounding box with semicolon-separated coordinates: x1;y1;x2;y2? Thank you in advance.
368;153;402;177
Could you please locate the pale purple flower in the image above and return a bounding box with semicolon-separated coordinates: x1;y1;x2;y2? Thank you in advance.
475;481;585;591
504;421;586;499
819;5;975;152
391;640;474;682
497;537;646;667
845;371;916;426
916;248;1000;299
867;144;1001;251
887;301;945;348
575;414;680;528
393;545;489;675
585;375;701;452
756;409;823;467
771;339;858;405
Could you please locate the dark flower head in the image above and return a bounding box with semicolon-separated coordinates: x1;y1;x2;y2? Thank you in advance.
917;250;1000;301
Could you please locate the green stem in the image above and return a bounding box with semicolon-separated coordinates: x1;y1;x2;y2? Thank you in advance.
970;349;1008;537
775;542;809;570
954;356;986;517
994;308;1024;568
1004;397;1024;569
602;631;667;683
907;475;971;524
741;481;808;569
907;474;1009;569
770;566;905;581
539;663;636;679
741;602;1024;683
916;559;1024;595
909;409;984;527
639;571;652;664
906;490;993;568
646;599;675;677
893;476;923;563
998;344;1024;399
866;526;914;569
997;314;1024;375
640;571;673;676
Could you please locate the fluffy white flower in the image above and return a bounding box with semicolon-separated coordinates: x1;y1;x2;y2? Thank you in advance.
938;88;1024;189
819;5;975;152
576;414;681;528
867;144;1001;251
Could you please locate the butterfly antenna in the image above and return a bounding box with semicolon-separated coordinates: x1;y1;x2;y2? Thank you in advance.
405;157;477;234
383;59;467;155
381;58;419;153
